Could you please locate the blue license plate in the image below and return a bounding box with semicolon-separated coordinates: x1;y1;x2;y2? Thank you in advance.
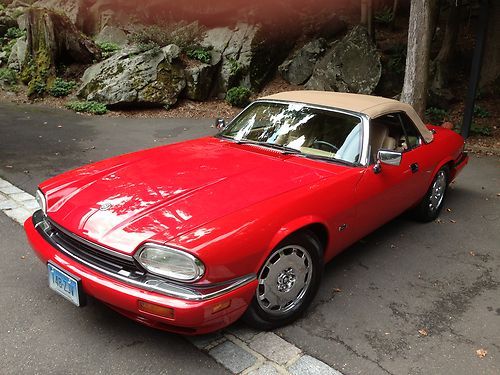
47;262;82;306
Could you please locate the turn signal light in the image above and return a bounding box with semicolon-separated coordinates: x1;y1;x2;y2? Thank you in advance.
138;301;174;319
212;300;231;314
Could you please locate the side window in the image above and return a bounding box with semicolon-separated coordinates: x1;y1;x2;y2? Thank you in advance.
369;113;404;163
398;113;422;151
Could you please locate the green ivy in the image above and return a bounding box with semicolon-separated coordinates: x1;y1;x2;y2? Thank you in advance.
225;86;251;108
66;101;108;115
5;27;25;39
470;123;491;136
186;46;212;64
48;78;76;97
425;107;448;125
473;105;490;118
97;41;121;59
0;67;18;86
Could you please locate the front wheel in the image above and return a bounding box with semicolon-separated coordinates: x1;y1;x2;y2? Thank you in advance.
242;231;323;330
414;166;449;222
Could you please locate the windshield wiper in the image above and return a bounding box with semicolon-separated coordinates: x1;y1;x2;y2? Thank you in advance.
304;154;354;166
235;139;302;154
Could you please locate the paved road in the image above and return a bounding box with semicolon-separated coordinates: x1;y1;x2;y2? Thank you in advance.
1;101;499;374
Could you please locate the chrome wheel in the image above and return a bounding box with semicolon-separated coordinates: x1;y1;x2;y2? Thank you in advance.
257;245;312;315
428;170;447;213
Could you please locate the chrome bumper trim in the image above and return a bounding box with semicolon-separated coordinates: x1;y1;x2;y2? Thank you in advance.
33;211;256;301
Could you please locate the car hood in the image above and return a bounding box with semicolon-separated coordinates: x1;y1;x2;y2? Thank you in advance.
42;137;339;255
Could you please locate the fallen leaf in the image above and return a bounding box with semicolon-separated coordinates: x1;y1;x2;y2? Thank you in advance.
435;218;442;224
450;219;456;223
469;251;476;256
5;165;13;168
476;348;487;358
20;256;25;259
497;193;500;197
333;288;342;293
446;208;452;212
390;244;396;248
418;329;428;336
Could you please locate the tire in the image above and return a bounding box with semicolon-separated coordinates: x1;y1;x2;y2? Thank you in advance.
242;230;323;330
414;166;449;222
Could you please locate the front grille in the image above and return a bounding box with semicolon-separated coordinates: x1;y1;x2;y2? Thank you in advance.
45;217;143;276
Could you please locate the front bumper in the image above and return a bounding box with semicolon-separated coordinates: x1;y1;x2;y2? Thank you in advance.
24;212;257;335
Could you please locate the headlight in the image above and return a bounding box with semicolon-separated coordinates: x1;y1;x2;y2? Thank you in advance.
35;189;47;216
135;244;205;282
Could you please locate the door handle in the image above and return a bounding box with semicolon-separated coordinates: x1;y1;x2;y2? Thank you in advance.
410;163;419;173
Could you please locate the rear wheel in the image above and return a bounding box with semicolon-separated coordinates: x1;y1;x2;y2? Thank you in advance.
242;231;323;330
414;166;449;222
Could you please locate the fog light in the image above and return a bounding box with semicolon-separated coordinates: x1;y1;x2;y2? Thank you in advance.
212;300;231;314
138;301;174;319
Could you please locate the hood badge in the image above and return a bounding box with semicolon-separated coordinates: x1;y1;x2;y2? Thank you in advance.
99;202;113;211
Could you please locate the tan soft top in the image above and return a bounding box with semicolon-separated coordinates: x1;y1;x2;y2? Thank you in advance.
262;91;433;143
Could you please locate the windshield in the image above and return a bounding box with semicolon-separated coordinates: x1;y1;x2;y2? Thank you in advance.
219;101;363;164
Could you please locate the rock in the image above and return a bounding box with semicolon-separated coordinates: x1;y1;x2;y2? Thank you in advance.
184;50;221;101
31;0;87;29
21;8;100;96
201;22;290;95
306;26;381;94
78;44;186;108
279;38;327;85
95;25;128;46
7;37;27;70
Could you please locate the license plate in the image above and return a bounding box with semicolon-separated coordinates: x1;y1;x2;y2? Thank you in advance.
48;262;83;306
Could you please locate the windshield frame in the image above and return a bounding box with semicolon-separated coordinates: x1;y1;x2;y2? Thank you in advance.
216;99;371;167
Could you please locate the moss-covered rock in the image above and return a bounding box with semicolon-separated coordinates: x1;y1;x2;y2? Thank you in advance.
78;44;186;107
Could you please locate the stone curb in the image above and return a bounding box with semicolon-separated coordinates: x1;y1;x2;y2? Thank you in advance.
0;176;343;375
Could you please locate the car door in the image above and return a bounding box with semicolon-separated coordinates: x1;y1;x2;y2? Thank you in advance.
351;112;431;239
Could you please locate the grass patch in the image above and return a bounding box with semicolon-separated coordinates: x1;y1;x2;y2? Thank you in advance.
66;101;108;115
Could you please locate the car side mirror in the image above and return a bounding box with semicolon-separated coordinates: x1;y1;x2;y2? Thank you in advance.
373;149;402;174
215;118;226;130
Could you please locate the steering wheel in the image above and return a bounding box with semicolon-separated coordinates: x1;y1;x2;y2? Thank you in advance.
311;140;338;153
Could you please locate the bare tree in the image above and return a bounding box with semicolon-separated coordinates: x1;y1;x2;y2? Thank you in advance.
432;0;462;91
400;0;437;117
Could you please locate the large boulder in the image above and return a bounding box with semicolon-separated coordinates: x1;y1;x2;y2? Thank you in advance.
95;25;128;46
201;22;290;96
305;26;381;94
279;38;327;85
78;44;186;107
31;0;87;30
183;50;221;101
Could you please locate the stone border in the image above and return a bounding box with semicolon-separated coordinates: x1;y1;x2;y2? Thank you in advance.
0;176;343;375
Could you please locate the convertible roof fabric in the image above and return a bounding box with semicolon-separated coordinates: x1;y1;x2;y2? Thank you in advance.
263;91;434;143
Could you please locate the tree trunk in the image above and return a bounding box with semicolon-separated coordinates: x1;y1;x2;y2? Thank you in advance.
432;0;461;91
479;0;500;89
21;8;100;96
400;0;437;118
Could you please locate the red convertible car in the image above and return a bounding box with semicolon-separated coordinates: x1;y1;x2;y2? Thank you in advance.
25;91;468;334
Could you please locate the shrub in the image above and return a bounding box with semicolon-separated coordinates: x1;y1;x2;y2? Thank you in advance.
470;123;491;136
374;6;394;24
473;105;490;118
0;67;18;86
425;107;448;125
186;46;212;64
49;78;76;97
97;41;121;59
29;80;46;96
66;101;108;115
225;87;251;108
130;22;205;50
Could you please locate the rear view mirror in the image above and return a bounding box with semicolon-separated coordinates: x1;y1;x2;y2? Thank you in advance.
373;149;402;174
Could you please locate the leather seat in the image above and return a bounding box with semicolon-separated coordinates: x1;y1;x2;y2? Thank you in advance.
370;123;389;161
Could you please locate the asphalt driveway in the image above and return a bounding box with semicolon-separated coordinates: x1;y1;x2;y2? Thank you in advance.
1;101;498;374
